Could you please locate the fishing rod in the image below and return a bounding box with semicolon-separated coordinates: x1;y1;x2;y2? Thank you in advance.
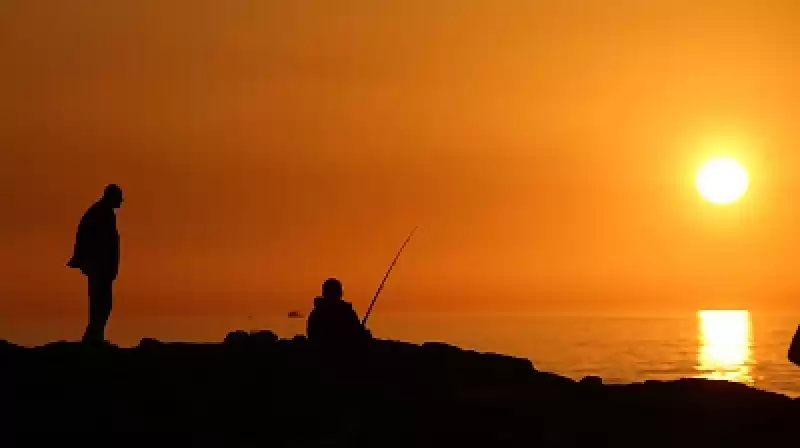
361;226;418;326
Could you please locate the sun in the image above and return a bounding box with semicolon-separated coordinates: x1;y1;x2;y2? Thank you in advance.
696;157;749;205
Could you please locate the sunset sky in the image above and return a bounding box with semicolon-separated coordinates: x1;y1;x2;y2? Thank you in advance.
2;1;799;321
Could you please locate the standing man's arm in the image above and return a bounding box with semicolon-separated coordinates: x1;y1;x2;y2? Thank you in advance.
97;211;120;280
73;207;116;279
68;209;97;273
108;211;120;280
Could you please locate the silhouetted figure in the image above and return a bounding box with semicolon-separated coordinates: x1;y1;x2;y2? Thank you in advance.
789;324;800;366
67;184;123;345
306;278;371;346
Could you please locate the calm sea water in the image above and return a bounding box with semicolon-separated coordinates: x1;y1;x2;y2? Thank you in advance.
3;311;799;397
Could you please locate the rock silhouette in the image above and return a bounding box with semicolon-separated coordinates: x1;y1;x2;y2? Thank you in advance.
3;333;798;447
789;324;800;366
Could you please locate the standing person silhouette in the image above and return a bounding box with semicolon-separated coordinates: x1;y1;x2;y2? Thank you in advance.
67;184;123;345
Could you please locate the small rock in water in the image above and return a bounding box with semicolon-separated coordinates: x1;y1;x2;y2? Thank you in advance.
249;330;279;345
223;330;250;347
580;376;603;387
138;337;162;349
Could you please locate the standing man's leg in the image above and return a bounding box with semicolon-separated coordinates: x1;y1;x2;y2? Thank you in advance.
83;275;113;343
83;275;99;343
98;277;114;340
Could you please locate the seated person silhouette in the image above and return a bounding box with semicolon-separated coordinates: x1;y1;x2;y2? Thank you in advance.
306;278;371;347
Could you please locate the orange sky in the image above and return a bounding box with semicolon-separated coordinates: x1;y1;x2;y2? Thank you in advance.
1;1;799;319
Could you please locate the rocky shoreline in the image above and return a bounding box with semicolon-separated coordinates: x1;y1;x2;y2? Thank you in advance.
2;330;798;447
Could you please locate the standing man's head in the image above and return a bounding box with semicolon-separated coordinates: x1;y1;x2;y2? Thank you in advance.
101;184;124;209
322;278;343;300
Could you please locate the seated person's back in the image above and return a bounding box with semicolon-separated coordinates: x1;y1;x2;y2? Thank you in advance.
307;278;369;345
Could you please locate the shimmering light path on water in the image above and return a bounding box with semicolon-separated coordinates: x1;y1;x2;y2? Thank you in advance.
696;310;753;384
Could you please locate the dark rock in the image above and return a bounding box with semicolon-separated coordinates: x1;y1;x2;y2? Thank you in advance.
137;337;161;349
0;339;21;355
580;375;603;387
223;330;249;347
788;324;800;366
290;334;307;343
249;329;279;346
2;333;797;447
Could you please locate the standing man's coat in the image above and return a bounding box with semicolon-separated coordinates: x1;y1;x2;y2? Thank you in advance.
68;184;124;344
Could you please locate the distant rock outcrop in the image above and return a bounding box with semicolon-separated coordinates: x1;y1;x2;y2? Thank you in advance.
789;324;800;366
3;332;798;447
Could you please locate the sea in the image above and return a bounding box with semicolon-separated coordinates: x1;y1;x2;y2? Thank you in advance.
3;311;799;398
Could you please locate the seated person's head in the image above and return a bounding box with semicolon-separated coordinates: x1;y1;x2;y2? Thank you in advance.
322;278;343;300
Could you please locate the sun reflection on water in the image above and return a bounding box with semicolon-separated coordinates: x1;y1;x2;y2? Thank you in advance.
697;310;753;384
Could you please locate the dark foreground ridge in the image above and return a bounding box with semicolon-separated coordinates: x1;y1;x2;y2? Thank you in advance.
2;333;798;447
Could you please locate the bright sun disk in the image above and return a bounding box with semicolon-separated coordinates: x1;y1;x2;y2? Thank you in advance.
696;157;749;204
